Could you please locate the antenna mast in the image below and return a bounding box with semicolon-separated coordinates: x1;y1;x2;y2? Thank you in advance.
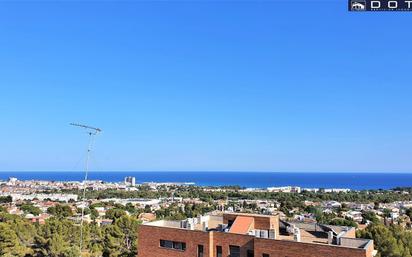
70;123;101;256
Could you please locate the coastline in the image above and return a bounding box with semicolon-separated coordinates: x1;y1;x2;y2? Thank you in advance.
1;171;412;190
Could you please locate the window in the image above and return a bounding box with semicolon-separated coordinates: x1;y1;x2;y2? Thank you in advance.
247;250;254;257
216;245;222;257
159;240;186;251
229;245;240;257
173;241;186;251
160;240;172;248
198;245;204;257
262;254;270;257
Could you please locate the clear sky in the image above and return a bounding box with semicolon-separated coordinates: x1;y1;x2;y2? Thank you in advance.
0;1;411;172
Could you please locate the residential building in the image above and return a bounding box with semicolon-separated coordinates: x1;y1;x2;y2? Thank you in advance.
125;176;136;186
138;212;376;257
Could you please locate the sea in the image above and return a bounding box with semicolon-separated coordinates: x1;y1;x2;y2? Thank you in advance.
1;171;412;190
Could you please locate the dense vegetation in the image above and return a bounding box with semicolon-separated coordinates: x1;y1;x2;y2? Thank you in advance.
0;206;140;257
357;218;412;257
55;185;412;205
0;196;12;203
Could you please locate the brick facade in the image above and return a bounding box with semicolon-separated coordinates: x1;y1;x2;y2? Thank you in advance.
138;225;211;257
212;232;254;257
254;237;373;257
138;225;374;257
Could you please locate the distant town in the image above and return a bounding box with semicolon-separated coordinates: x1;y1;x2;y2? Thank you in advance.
3;176;412;256
1;176;357;227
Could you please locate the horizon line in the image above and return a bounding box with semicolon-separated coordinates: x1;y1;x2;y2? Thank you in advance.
1;170;412;173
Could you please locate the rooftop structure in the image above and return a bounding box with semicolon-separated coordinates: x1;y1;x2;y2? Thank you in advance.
138;212;376;257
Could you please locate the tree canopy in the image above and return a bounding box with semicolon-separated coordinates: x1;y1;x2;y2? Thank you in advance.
0;210;141;257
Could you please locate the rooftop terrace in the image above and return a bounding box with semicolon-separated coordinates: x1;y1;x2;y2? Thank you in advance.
144;212;374;251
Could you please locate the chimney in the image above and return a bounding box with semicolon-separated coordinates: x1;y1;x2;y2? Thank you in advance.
293;228;301;242
328;231;334;244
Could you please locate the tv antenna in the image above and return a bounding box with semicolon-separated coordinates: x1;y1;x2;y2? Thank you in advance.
70;123;102;256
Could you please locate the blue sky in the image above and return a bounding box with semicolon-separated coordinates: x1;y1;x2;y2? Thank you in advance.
0;1;411;172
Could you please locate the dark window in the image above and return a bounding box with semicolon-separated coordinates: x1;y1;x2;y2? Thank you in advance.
216;245;223;257
262;254;270;257
229;245;240;257
198;245;204;257
247;250;254;257
159;240;186;251
159;240;173;248
173;241;186;251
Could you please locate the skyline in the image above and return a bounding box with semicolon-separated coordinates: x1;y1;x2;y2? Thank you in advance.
1;1;411;172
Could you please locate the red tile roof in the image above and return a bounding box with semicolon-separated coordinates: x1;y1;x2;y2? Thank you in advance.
229;216;254;234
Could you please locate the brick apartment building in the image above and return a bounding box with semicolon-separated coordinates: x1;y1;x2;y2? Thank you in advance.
138;212;376;257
